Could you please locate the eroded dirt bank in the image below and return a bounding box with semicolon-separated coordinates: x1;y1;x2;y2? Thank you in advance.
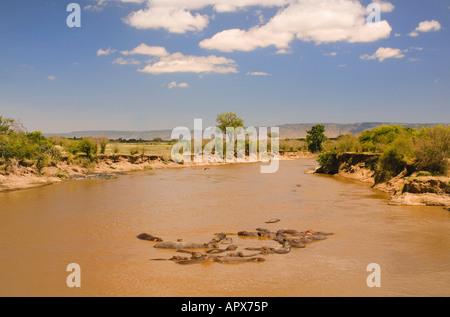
0;151;314;192
314;152;450;209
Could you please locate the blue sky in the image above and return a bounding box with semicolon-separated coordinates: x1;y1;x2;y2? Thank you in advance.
0;0;449;133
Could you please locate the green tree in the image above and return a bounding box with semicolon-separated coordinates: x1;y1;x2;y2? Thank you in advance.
78;137;98;160
216;112;244;136
306;124;327;153
98;135;109;154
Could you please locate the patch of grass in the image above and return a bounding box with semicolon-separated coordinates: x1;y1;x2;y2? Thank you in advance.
416;171;432;177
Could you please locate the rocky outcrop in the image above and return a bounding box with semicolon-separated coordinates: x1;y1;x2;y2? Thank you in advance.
389;177;450;207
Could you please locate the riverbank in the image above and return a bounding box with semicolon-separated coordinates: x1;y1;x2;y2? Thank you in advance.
0;151;314;193
313;152;450;209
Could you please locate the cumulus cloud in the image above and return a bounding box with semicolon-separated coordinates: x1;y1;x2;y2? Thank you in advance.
112;57;141;65
373;0;394;13
135;49;238;74
121;43;169;57
246;71;270;76
47;75;56;80
97;48;117;56
324;52;337;56
168;81;190;89
409;20;441;37
123;6;209;33
123;0;289;33
360;47;405;62
200;0;392;52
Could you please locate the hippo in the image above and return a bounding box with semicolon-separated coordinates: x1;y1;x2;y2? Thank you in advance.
274;243;291;254
213;256;265;264
277;229;300;236
137;233;163;242
245;246;276;255
154;241;218;249
221;237;233;244
238;231;259;237
206;245;238;254
176;253;215;265
208;233;227;244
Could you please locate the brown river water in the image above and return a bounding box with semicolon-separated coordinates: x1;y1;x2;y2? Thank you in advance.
0;159;449;297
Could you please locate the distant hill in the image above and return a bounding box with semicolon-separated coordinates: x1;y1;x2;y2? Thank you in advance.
45;122;443;140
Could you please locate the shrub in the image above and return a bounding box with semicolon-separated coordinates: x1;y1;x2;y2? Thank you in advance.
78;138;98;160
98;135;109;154
414;126;450;175
374;147;407;183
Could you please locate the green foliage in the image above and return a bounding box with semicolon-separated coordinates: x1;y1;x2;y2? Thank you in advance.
0;116;61;173
359;125;416;153
317;151;337;168
414;126;450;175
216;112;244;135
317;124;450;182
78;138;98;160
306;124;327;153
374;147;408;183
98;135;109;154
416;171;432;177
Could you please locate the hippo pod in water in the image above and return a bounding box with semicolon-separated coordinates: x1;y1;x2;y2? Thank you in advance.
154;241;219;249
173;250;265;265
137;233;163;242
238;228;275;239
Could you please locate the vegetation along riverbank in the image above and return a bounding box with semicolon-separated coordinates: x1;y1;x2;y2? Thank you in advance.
313;124;450;209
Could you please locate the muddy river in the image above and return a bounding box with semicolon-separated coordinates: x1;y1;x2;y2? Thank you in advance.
0;159;449;296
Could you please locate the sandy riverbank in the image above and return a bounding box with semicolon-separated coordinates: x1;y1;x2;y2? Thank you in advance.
0;151;314;193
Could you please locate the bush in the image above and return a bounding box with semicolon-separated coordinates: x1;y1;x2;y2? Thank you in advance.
374;147;408;183
78;138;98;160
98;136;109;154
414;126;450;175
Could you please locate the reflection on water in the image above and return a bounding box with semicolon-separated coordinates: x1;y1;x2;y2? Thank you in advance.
0;159;449;296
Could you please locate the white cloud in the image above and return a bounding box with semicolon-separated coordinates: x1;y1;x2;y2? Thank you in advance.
360;47;405;62
47;75;56;80
246;71;270;76
168;81;190;89
409;20;441;37
122;1;298;34
200;0;392;52
84;5;104;11
137;50;238;74
338;64;347;68
407;58;421;62
394;33;401;37
121;43;169;57
97;48;117;56
324;52;337;56
123;6;209;33
373;0;394;13
112;57;141;65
